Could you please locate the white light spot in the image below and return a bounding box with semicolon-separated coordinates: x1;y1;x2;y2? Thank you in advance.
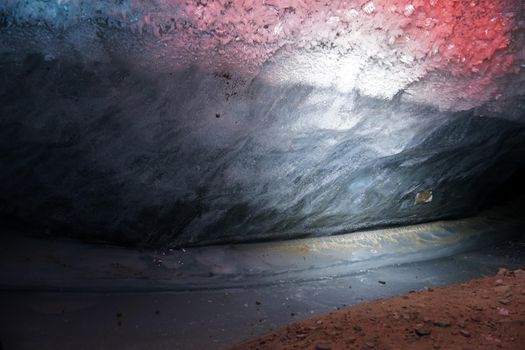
404;4;415;17
362;2;376;15
273;22;283;35
348;9;359;17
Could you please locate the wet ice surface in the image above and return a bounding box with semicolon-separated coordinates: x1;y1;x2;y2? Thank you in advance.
1;237;524;350
0;206;521;292
0;208;524;350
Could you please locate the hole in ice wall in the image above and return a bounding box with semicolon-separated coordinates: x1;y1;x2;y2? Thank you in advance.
415;190;433;204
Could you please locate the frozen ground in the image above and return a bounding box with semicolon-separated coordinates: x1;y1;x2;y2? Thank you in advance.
0;204;524;349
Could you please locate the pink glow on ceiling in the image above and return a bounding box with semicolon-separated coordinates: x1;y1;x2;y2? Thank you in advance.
134;0;520;109
4;0;521;109
169;1;518;71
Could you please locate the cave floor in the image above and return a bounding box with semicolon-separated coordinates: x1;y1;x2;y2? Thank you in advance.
232;269;525;350
1;208;525;349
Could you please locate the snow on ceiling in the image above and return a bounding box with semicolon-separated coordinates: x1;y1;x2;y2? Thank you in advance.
1;0;523;110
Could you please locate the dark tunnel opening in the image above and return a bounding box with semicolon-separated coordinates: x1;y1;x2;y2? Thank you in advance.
482;161;525;210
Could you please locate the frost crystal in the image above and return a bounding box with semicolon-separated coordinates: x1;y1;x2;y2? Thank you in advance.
404;4;415;17
362;2;376;15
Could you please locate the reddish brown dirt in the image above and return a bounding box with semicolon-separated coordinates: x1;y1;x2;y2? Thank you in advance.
231;269;525;350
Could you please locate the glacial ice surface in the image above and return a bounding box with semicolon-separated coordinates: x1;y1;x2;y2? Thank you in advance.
0;1;524;246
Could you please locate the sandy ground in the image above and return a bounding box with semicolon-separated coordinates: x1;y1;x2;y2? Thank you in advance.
231;269;525;350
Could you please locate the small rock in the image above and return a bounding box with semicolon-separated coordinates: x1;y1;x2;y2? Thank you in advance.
295;327;308;334
415;326;431;336
460;330;471;337
495;285;511;294
433;320;451;328
498;299;510;305
495;279;504;286
152;257;163;266
433;343;441;349
255;301;261;305
346;337;357;344
497;268;509;276
315;344;332;350
497;307;509;316
514;269;525;278
378;280;386;285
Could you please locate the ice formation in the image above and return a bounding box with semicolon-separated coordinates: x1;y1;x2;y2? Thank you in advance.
1;0;523;108
0;1;524;246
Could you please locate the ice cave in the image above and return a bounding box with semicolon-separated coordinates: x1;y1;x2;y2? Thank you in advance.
0;1;524;349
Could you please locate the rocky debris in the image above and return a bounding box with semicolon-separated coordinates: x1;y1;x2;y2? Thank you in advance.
497;268;510;276
231;268;525;350
414;325;431;336
460;330;471;337
497;307;509;316
116;311;123;327
433;320;451;328
152;257;163;267
494;285;511;294
514;269;525;279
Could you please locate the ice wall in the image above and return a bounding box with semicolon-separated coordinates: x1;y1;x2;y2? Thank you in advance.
0;1;524;246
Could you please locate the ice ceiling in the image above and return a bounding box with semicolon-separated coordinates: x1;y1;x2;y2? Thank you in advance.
2;0;524;108
0;1;524;246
